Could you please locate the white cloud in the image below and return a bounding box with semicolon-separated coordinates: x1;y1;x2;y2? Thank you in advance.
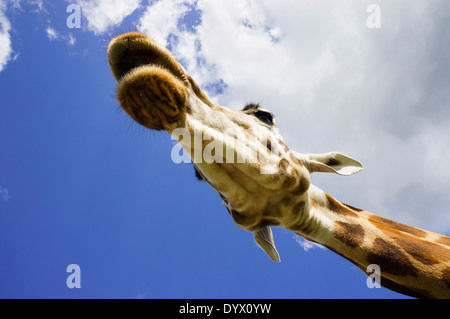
0;185;10;202
46;26;58;40
74;0;142;35
30;0;44;13
136;0;196;47
294;236;326;252
67;33;76;46
45;26;76;46
0;0;14;73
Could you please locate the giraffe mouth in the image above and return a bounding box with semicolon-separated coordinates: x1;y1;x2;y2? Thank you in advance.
107;32;190;131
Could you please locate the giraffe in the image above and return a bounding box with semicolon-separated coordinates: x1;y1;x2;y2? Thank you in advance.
107;32;450;299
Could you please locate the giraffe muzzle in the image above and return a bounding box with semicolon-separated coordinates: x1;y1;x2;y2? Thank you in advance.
107;32;190;131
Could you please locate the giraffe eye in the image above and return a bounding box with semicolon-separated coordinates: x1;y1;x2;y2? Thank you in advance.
254;110;274;125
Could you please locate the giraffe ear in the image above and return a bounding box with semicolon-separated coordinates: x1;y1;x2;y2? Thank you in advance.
254;226;281;262
298;152;363;176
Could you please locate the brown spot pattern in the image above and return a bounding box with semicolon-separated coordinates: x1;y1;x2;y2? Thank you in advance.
289;152;300;165
342;203;363;212
396;237;446;266
230;209;254;226
282;142;290;153
367;237;418;277
292;176;310;196
265;138;272;153
279;158;289;170
281;162;298;189
369;215;450;266
280;195;292;206
326;194;358;218
369;215;450;265
334;221;365;248
369;215;427;238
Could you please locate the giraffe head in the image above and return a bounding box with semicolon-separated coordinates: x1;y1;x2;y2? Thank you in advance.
108;32;363;261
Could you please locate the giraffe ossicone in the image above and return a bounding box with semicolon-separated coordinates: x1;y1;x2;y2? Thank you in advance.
108;32;450;299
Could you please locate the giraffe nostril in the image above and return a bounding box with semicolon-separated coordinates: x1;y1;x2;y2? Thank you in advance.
109;47;160;82
108;32;162;82
134;58;149;68
108;33;188;86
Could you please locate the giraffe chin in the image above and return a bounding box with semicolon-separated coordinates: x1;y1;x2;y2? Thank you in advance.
116;65;189;131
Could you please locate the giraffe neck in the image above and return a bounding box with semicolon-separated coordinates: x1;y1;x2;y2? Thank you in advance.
285;184;450;299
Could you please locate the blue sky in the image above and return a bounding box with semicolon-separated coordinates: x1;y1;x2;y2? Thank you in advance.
1;0;449;299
